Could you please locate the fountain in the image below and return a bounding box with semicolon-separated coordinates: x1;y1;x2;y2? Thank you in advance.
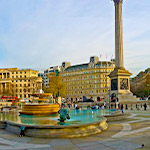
0;108;112;138
20;93;60;115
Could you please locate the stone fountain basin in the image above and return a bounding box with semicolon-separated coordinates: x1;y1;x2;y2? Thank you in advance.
5;117;108;138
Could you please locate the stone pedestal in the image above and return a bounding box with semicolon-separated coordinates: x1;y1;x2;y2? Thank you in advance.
109;68;138;103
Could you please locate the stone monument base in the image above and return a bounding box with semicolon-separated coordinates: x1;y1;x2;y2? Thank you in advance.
111;91;138;104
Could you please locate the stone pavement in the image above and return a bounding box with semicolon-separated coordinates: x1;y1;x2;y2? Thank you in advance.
0;109;150;150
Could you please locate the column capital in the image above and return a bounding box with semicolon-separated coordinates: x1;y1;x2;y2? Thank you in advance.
113;0;123;4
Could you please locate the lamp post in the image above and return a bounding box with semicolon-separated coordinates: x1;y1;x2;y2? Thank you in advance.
108;89;111;110
147;84;150;97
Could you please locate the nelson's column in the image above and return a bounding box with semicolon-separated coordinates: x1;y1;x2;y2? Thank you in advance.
109;0;137;103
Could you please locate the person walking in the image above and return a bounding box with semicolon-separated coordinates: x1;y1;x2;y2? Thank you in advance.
19;126;25;137
120;104;124;113
143;102;147;110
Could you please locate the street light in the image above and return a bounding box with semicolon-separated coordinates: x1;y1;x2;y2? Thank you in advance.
108;89;111;110
147;84;150;97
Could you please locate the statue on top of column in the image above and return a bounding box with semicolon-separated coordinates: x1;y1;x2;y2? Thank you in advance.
113;0;123;4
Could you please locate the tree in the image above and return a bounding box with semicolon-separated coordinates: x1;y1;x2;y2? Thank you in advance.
48;72;66;97
42;85;50;93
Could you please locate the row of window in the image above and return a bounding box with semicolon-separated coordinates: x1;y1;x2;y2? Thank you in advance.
16;94;29;98
65;79;109;85
12;79;31;82
62;69;113;76
66;89;108;95
12;71;26;74
12;75;27;78
63;75;108;82
66;84;109;90
15;89;31;92
13;84;31;87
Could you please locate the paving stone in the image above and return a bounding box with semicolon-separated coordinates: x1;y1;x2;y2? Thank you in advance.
49;138;73;146
12;137;32;143
103;141;140;150
79;144;113;150
52;145;80;150
30;147;53;150
27;138;51;144
76;141;98;147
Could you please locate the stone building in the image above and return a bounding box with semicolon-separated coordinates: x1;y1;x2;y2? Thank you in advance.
130;68;150;97
43;66;61;87
60;56;115;101
0;68;42;99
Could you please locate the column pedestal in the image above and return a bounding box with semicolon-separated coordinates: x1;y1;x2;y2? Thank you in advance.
109;68;138;103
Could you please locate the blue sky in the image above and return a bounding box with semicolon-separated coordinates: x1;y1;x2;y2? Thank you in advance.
0;0;150;76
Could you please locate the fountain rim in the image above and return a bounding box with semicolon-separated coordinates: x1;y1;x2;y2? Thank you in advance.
5;117;107;129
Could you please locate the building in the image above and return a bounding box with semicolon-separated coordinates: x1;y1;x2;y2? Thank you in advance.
0;68;42;99
43;66;61;87
130;68;150;97
60;56;115;101
38;71;44;86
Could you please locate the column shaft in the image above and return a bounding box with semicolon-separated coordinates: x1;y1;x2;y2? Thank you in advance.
115;2;124;68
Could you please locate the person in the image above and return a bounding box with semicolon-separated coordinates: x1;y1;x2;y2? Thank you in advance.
91;105;96;109
104;101;106;109
120;104;124;113
76;105;80;109
116;97;119;102
1;107;3;112
19;126;25;137
101;105;104;109
95;104;99;109
143;102;147;110
74;103;77;109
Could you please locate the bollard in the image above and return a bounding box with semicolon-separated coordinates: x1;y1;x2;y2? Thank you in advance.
125;104;128;110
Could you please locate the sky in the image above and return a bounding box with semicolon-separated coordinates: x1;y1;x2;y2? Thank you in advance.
0;0;150;76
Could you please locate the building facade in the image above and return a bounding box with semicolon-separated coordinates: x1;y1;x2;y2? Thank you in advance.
38;71;44;86
60;57;115;101
130;68;150;97
0;68;42;99
43;66;61;87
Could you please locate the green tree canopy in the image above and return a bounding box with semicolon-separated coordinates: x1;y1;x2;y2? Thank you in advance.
43;72;66;97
